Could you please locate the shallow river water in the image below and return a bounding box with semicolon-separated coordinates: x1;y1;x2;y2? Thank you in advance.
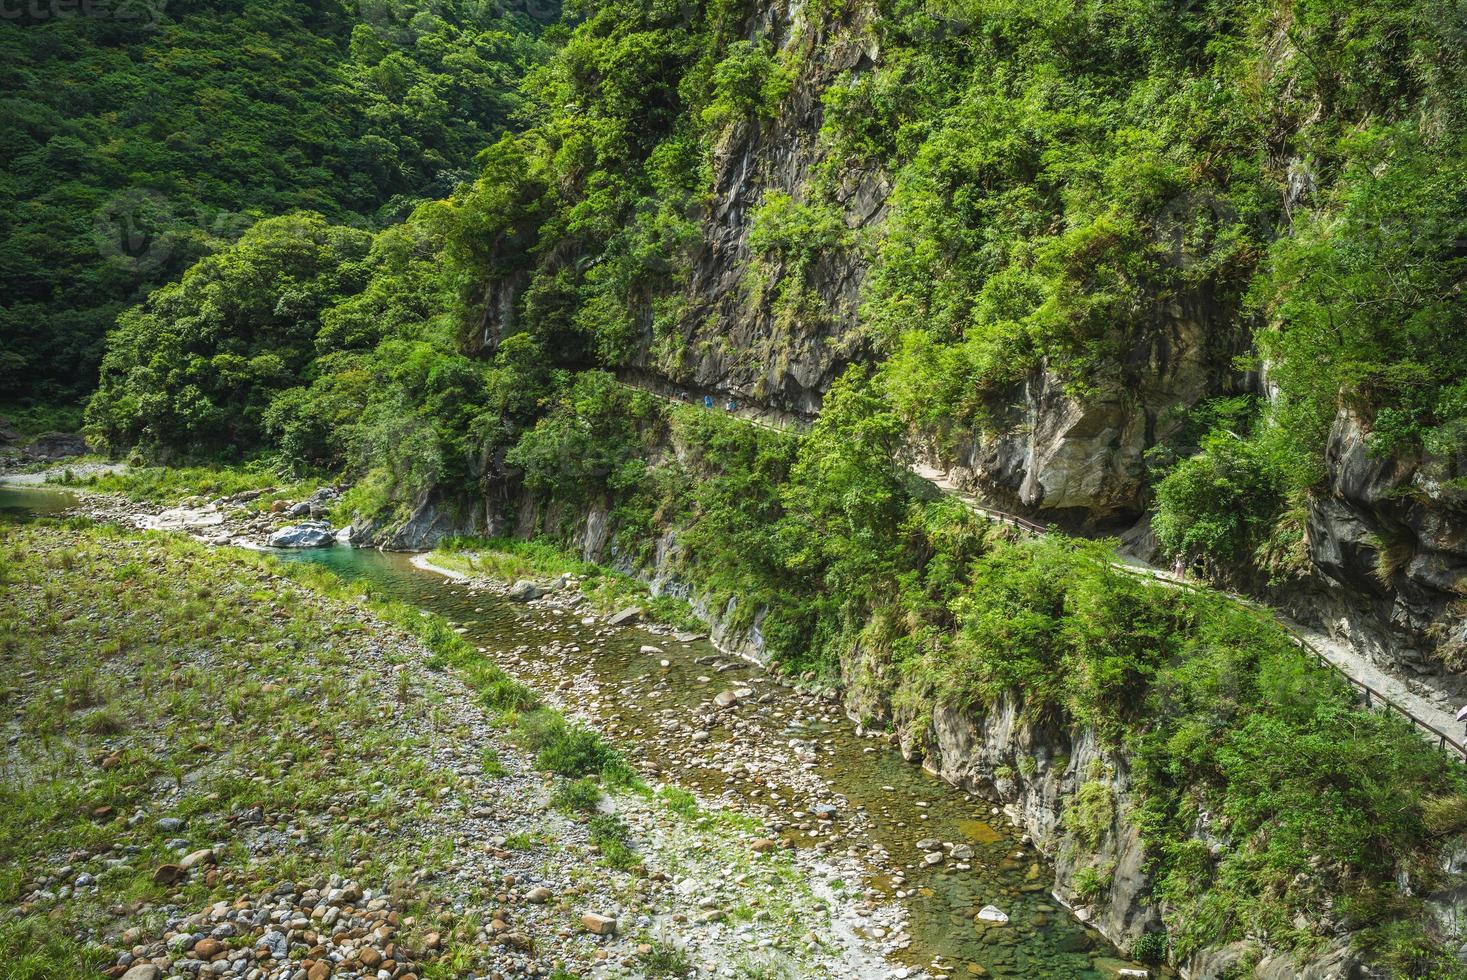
5;484;1153;979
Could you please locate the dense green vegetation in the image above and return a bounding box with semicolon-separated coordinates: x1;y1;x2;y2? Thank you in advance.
74;0;1467;585
502;370;1467;970
1;0;549;403
33;0;1467;969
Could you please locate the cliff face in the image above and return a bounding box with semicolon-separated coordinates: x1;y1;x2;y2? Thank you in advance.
1289;412;1467;706
631;6;884;415
950;291;1248;527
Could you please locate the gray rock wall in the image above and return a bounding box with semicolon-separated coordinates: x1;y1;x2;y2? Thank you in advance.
629;6;882;414
1283;411;1467;706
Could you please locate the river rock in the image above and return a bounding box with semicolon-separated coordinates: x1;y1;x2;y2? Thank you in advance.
120;966;161;980
267;522;335;548
507;580;546;601
256;929;288;959
152;863;185;885
180;848;215;870
286;501;311;517
976;905;1009;924
193;937;224;958
608;606;642;626
581;912;617;935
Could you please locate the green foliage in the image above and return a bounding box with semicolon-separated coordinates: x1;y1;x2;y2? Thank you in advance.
657;786;699;818
635;940;695;978
0;0;551;402
587;813;640;869
1129;932;1167;966
551;777;603;814
840;0;1276;437
1065;775;1115;850
514;710;625;780
507;371;663;507
1152;431;1288;568
86;214;375;457
1072;862;1112;904
701;41;791;130
1256;131;1467;459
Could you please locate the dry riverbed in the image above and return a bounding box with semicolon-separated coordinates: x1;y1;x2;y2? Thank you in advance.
0;522;898;980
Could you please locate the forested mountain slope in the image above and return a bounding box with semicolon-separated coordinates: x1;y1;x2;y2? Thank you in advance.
88;0;1467;697
0;0;550;403
73;0;1467;972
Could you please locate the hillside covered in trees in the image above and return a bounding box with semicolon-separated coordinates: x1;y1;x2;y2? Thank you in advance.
0;0;550;404
13;0;1467;974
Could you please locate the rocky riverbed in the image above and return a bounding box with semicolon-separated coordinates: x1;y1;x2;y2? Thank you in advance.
402;556;1155;979
1;522;897;980
4;482;1155;978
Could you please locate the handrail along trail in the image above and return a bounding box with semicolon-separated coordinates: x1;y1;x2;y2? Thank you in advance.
617;377;1467;761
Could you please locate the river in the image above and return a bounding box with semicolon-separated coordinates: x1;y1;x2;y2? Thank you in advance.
2;483;1154;979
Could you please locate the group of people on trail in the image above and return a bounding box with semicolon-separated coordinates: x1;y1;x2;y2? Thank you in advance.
674;391;736;411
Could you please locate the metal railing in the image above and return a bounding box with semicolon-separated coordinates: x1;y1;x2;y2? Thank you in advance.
963;493;1467;761
616;377;1467;761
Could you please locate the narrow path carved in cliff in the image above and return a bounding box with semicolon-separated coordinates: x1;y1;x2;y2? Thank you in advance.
616;376;1467;759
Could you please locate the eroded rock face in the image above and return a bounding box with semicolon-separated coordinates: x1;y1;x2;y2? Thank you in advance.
882;693;1384;979
901;696;1161;953
951;295;1241;525
1185;937;1366;980
24;431;89;461
351;488;498;551
464;7;879;417
1295;411;1467;702
634;11;882;416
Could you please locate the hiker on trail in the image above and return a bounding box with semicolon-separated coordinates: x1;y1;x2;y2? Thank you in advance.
702;395;713;409
1172;556;1186;580
726;400;737;412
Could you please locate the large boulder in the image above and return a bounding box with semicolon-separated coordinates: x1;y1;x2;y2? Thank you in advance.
24;431;89;461
506;579;546;601
267;521;336;548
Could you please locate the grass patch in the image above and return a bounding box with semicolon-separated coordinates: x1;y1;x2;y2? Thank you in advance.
551;778;603;814
636;939;695;977
480;746;509;779
657;786;699;819
0;920;112;980
55;461;327;509
432;536;702;630
588;813;639;870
